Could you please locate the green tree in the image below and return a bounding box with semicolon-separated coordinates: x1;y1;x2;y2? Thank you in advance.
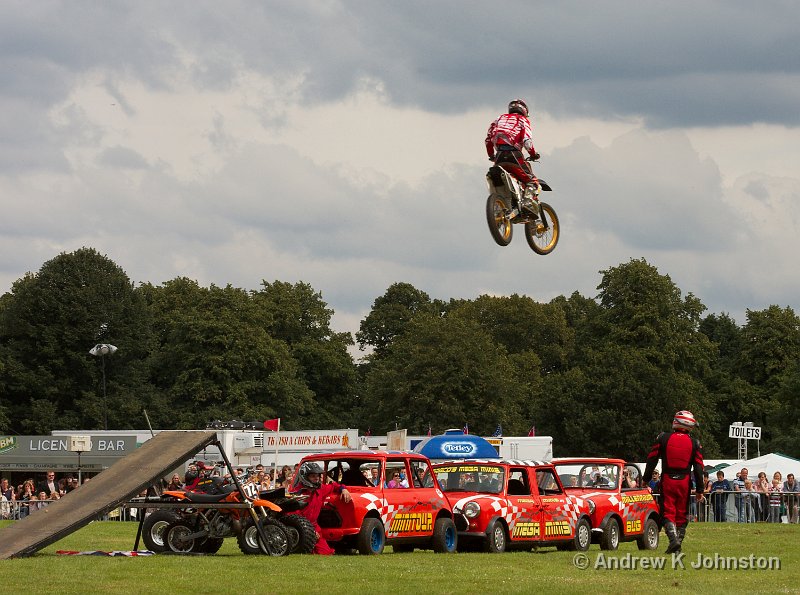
254;281;357;428
142;279;315;429
356;282;444;356
543;259;720;457
0;248;154;432
359;313;526;435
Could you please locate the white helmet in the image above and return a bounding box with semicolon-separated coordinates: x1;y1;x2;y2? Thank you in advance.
672;410;698;431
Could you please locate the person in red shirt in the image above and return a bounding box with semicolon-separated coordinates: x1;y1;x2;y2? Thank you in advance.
485;99;540;211
290;462;351;555
643;410;704;554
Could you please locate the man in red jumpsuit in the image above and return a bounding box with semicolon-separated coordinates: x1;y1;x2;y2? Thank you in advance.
485;98;541;211
290;461;351;555
643;410;704;554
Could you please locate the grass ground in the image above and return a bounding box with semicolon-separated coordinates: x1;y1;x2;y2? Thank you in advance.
1;521;797;594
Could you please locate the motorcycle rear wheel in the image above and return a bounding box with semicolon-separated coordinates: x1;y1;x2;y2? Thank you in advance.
164;519;202;553
486;194;513;246
524;202;559;255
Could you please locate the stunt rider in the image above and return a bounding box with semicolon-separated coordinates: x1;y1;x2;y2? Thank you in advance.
642;410;704;554
485;98;541;212
289;461;352;555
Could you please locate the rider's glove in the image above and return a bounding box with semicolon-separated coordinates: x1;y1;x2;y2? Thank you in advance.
532;152;540;161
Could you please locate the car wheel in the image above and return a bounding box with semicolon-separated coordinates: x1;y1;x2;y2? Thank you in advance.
357;518;385;555
568;519;591;552
600;518;620;550
637;518;659;550
432;517;457;553
484;520;507;553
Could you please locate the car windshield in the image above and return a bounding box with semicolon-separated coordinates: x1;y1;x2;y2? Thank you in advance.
554;462;620;490
433;464;505;494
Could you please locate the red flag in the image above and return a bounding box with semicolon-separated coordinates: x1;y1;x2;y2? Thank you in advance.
463;423;469;435
264;418;280;431
527;425;536;437
427;425;432;437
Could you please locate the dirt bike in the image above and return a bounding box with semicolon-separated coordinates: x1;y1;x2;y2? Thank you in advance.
160;481;291;556
485;158;559;254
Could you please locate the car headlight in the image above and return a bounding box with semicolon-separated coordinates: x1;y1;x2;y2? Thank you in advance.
586;499;596;514
463;501;481;518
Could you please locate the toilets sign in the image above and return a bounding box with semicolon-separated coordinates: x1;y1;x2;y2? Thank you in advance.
728;425;761;440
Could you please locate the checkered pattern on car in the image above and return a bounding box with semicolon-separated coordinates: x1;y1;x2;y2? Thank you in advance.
358;492;420;538
454;494;530;527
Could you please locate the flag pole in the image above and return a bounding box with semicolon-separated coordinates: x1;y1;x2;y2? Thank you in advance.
272;418;281;484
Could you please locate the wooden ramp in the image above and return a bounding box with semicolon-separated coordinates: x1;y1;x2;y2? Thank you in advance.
0;430;218;559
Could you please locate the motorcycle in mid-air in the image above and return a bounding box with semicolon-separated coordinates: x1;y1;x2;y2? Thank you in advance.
485;158;559;254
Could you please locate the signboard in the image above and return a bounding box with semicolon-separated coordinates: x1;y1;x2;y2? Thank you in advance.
261;429;359;452
0;435;138;471
728;425;762;440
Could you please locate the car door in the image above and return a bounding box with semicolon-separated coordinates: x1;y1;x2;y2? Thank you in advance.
532;467;576;543
382;458;433;539
505;466;544;544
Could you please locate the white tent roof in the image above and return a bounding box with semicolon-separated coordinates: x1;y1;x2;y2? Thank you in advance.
720;452;800;481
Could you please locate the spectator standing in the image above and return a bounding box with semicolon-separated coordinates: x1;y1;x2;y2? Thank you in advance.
732;467;748;523
36;470;60;497
166;473;183;491
710;471;731;522
0;478;14;520
699;472;713;522
784;474;799;523
769;477;783;523
755;472;770;522
648;470;661;493
742;480;757;523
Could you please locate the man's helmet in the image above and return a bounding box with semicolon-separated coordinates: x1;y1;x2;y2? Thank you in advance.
298;461;324;489
508;99;529;117
672;410;698;431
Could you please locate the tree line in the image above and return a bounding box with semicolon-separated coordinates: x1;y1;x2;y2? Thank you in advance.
0;248;797;461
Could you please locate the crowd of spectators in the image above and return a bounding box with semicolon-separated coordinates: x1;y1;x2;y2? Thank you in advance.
0;470;91;520
697;467;799;523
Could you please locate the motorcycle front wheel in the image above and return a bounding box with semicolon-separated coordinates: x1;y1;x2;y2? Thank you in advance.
486;194;513;246
524;202;559;255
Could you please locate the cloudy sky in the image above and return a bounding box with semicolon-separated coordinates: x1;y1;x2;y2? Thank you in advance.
2;1;799;350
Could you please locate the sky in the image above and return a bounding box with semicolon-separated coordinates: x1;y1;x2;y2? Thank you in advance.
2;1;799;353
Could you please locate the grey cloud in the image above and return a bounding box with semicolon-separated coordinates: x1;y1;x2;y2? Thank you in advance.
3;2;799;129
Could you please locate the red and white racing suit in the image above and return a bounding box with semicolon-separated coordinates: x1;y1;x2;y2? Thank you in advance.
291;481;346;555
643;430;704;528
485;113;537;185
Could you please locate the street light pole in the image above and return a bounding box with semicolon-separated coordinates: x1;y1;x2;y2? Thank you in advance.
89;343;117;430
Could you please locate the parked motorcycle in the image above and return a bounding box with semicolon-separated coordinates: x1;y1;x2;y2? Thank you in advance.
485;159;559;254
161;482;290;555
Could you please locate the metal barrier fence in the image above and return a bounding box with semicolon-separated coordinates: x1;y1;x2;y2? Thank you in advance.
0;499;146;522
652;490;800;523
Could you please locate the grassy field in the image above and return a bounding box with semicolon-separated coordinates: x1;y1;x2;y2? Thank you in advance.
1;521;797;594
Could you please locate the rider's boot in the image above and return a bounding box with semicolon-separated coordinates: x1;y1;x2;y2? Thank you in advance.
663;521;681;554
522;183;539;217
677;525;687;546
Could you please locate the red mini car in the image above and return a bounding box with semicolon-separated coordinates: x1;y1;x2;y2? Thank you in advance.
552;458;660;550
431;459;594;553
296;451;457;555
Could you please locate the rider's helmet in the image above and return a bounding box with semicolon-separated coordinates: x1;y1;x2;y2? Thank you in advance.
508;99;529;117
298;461;324;489
672;410;698;431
